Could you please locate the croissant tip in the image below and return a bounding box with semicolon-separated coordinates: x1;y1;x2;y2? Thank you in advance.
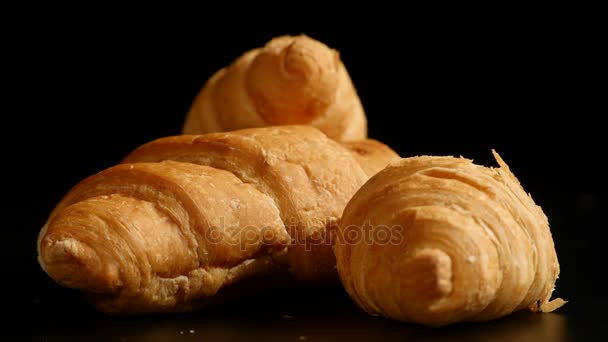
41;236;121;294
280;36;335;78
401;248;453;302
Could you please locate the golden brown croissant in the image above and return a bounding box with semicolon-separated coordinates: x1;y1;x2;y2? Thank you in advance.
334;151;565;326
183;35;367;141
37;126;398;313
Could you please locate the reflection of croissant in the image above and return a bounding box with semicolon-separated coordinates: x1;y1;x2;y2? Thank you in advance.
183;35;367;141
37;126;398;313
335;151;565;326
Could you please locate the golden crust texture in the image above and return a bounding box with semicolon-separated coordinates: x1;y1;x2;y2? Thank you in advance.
37;126;398;313
334;151;565;326
183;35;367;141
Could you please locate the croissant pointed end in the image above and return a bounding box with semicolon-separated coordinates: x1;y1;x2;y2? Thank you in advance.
39;234;122;294
247;35;341;125
280;36;336;80
401;248;453;303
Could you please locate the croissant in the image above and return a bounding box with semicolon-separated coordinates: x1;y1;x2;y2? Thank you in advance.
183;35;367;141
37;126;398;313
334;151;565;326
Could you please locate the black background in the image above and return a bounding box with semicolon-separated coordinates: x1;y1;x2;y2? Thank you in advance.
4;12;604;340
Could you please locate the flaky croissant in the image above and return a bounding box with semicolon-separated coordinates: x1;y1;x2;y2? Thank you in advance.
183;35;367;141
37;126;398;313
334;151;565;326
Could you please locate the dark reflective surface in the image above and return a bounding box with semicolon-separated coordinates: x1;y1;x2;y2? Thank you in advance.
9;284;603;341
